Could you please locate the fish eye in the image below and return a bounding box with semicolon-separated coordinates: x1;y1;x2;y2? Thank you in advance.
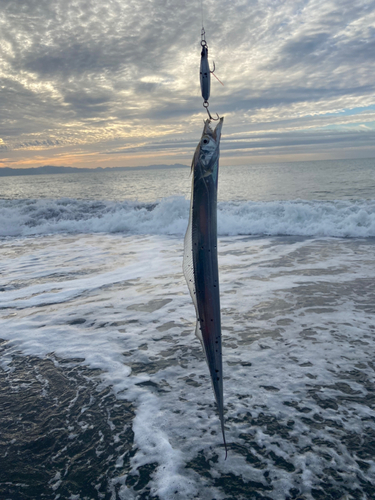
202;136;210;145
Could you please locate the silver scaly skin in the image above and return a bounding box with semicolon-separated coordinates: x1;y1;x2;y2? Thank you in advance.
183;117;226;456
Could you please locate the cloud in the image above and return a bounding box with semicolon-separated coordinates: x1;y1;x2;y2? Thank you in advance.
1;0;375;167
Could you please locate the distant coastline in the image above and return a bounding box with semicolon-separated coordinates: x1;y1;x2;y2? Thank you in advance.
0;164;188;177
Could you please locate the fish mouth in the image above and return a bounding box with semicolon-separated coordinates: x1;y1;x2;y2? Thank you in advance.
203;117;224;142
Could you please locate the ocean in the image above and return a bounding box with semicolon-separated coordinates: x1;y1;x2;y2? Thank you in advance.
0;158;375;500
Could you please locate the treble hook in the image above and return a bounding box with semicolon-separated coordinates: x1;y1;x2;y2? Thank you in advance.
203;101;220;121
211;61;224;86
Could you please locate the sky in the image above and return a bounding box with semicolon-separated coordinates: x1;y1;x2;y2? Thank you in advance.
1;0;375;169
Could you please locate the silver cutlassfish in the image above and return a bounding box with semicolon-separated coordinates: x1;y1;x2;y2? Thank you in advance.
183;117;226;456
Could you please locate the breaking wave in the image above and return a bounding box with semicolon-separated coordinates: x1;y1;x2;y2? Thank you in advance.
1;197;375;238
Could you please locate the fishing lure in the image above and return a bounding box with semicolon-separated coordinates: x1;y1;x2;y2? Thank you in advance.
200;28;223;121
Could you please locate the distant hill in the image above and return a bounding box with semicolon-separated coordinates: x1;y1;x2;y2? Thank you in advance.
0;164;188;177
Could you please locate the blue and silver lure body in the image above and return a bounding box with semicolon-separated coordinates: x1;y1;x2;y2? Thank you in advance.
200;44;211;103
199;28;221;121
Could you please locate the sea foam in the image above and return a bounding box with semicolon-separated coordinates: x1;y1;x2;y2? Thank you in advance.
0;197;375;238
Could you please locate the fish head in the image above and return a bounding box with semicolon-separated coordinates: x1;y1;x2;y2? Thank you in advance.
192;118;224;177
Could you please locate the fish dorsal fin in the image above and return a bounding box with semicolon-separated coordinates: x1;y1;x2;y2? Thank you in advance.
183;174;198;311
